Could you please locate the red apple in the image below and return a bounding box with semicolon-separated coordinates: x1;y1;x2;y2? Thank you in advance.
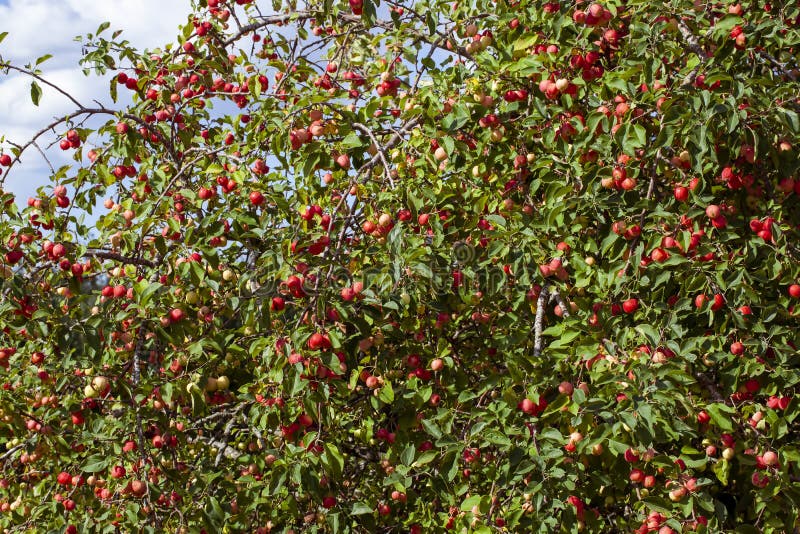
788;284;800;299
673;185;688;202
705;204;721;219
169;308;185;322
622;298;639;314
249;191;265;206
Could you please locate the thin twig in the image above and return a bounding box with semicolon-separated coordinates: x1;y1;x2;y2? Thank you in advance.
0;63;86;109
351;122;394;187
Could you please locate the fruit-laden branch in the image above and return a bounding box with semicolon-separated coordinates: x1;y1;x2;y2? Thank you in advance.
351;122;394;187
214;403;247;467
84;250;156;268
622;151;660;275
358;116;422;177
222;11;316;46
0;443;25;463
676;19;708;89
337;12;475;62
0;105;176;183
226;10;474;63
549;288;571;317
303;114;422;320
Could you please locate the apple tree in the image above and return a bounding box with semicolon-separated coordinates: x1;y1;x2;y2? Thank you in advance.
0;0;799;532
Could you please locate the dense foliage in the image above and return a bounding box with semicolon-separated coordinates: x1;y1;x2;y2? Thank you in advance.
0;0;799;532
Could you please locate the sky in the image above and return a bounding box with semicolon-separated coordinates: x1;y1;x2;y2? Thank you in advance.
0;0;193;202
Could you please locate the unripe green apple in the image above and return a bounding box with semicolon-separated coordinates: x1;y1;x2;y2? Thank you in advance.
206;377;218;392
216;376;230;391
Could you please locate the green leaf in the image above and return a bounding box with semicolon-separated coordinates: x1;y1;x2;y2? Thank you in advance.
460;495;483;512
378;381;394;404
351;502;373;515
30;81;42;106
442;106;470;133
426;11;436;35
412;450;438;467
83;456;109;472
713;458;731;486
134;280;162;307
421;419;442;439
778;108;799;134
705;403;736;432
341;132;363;148
322;443;344;479
362;0;377;26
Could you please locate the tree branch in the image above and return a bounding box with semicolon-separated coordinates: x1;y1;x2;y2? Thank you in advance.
533;284;549;358
0;62;86;109
85;250;156;268
549;288;571;317
351;122;395;187
758;50;798;81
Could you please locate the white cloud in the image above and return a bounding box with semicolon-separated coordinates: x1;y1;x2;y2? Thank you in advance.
0;0;191;65
0;0;192;200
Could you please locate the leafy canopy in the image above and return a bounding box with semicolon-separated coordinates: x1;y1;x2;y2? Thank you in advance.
0;0;799;532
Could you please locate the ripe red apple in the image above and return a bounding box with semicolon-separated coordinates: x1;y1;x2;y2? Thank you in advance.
629;468;644;482
378;213;393;227
519;398;535;414
270;297;286;311
694;294;708;308
169;308;185;323
249;191;265;206
762;450;778;466
705;204;721;219
788;284;800;299
673;185;688;202
307;332;330;350
668;487;686;501
340;287;356;301
622;298;639;314
335;153;351;169
110;465;126;478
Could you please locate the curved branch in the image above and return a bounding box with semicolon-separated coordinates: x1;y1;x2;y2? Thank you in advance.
84;250;156;268
351;122;394;187
0;107;177;184
0;62;86;109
